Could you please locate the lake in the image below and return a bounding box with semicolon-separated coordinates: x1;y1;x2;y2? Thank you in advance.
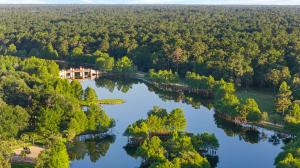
69;77;284;168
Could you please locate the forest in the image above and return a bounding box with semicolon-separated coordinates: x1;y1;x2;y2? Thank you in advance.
1;5;300;89
0;56;114;167
0;5;300;168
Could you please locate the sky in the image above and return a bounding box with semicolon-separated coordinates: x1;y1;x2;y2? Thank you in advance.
0;0;299;5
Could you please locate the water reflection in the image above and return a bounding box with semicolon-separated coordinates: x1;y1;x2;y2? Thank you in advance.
207;155;219;168
147;85;214;110
95;76;138;93
123;144;139;159
123;142;220;168
95;76;213;109
96;76;288;146
69;76;286;168
214;114;290;145
68;134;115;162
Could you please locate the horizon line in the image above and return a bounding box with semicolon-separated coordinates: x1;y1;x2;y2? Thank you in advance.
1;4;300;5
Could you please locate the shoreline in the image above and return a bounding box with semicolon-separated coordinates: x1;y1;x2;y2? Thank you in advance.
103;72;288;134
58;67;287;135
214;112;286;134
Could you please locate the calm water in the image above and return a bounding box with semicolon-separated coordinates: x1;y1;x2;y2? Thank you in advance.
70;77;284;168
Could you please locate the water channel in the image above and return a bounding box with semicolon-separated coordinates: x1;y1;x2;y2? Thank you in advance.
69;76;285;168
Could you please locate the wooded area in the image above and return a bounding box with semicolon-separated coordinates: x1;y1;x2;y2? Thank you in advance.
1;5;300;168
1;5;300;89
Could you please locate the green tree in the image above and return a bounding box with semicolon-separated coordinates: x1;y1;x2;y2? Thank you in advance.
148;69;179;83
226;52;253;86
38;107;63;135
70;80;83;99
95;52;114;72
215;93;240;118
147;106;168;118
165;134;194;158
246;110;263;123
58;39;69;58
149;160;180;168
179;151;211;168
71;46;84;57
0;140;14;168
284;104;300;134
276;153;300;168
7;44;17;55
266;67;291;89
45;43;59;58
137;136;166;164
191;41;208;64
0;154;10;168
275;82;292;115
36;142;70;168
292;76;300;99
100;39;110;52
240;98;261;121
167;108;187;131
84;87;98;103
213;79;236;99
171;48;187;73
86;104;113;132
114;56;135;72
0;103;29;138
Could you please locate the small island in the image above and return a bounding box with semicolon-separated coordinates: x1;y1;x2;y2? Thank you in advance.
124;106;219;168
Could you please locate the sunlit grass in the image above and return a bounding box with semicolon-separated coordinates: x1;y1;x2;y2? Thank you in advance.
81;99;125;106
97;99;125;105
236;88;275;113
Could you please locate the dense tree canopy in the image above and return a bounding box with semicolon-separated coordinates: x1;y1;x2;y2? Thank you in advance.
36;142;70;168
0;56;115;167
124;106;187;137
84;86;98;103
2;5;300;168
148;69;179;83
1;6;300;88
0;100;29;138
125;107;218;168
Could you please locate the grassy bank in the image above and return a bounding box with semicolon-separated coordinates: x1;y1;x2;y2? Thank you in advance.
236;88;275;113
81;99;125;106
236;89;286;125
97;99;125;105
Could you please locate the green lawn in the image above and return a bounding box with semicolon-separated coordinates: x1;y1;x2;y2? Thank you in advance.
236;88;275;113
81;98;125;106
97;98;125;105
11;163;34;168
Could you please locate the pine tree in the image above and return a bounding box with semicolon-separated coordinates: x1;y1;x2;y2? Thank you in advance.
275;82;292;115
